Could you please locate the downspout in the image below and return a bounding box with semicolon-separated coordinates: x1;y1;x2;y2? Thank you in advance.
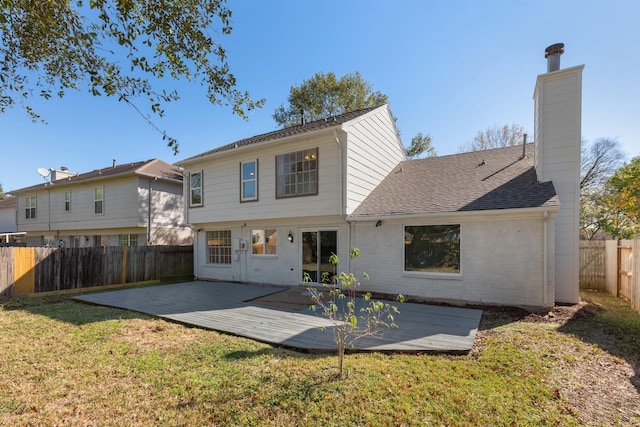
147;178;154;245
543;210;549;306
334;129;351;272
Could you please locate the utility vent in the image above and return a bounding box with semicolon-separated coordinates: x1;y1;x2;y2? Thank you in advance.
545;43;564;72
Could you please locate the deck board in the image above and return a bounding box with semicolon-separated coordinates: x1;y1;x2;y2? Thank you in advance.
74;281;482;353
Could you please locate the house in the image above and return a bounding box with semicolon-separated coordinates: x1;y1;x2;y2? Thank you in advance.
0;197;26;246
10;159;193;247
177;45;582;308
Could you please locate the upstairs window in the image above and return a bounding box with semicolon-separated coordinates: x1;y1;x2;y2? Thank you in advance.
241;160;258;202
404;225;461;274
207;230;231;264
25;196;36;219
94;187;103;214
64;191;71;212
251;229;277;255
276;148;318;198
190;171;203;207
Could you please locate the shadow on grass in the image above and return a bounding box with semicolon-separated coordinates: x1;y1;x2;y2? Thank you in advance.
557;291;640;393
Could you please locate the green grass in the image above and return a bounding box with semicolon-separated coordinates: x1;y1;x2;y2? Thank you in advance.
0;291;638;426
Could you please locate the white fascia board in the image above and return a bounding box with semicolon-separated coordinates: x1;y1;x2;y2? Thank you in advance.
347;206;559;223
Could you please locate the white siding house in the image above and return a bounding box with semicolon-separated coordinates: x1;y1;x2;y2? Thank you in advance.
10;159;193;247
178;47;583;308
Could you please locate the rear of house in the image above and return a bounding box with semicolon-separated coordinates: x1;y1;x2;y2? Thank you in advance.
178;45;583;309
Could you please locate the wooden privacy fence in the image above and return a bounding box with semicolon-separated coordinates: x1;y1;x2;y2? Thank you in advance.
580;239;640;314
0;245;193;297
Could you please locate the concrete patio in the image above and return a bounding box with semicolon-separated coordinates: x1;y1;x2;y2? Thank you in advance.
74;281;483;353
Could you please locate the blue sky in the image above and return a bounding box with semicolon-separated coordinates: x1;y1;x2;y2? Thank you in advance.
2;0;639;192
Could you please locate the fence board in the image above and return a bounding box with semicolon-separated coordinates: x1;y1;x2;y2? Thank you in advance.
0;246;193;297
579;241;606;290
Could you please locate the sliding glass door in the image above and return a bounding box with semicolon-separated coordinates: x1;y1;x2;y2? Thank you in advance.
301;230;337;283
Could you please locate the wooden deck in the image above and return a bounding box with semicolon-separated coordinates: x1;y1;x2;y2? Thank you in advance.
73;281;483;353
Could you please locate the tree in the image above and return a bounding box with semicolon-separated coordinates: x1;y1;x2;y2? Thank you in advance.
0;183;6;200
306;248;403;378
406;132;437;159
600;157;640;239
273;71;388;128
0;1;264;153
579;138;625;239
458;124;526;152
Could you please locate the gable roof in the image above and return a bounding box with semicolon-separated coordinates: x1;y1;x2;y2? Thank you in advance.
351;144;559;218
10;159;182;194
178;105;384;164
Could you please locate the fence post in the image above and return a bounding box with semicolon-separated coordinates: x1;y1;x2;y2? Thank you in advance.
121;245;128;285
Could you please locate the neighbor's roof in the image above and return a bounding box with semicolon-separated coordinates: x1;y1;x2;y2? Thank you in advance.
0;197;17;209
351;144;559;217
178;105;383;164
10;159;182;194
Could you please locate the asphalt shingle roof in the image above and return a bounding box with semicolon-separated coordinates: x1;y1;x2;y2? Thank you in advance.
10;159;182;194
178;106;382;163
351;144;559;217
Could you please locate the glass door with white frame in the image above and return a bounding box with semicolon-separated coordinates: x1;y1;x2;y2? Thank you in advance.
301;230;337;283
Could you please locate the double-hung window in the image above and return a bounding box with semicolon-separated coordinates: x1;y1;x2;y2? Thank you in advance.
404;225;461;274
241;160;258;202
207;230;231;264
94;187;103;214
25;196;36;219
120;234;138;247
276;148;318;198
190;171;203;207
64;191;71;212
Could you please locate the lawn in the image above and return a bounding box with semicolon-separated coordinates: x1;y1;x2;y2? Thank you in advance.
0;289;638;426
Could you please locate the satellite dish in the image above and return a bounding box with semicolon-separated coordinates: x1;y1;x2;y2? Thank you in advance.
37;168;50;178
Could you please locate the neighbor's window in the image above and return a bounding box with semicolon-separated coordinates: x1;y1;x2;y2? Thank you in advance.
276;148;318;198
42;235;55;247
404;225;460;273
207;230;231;264
251;229;277;255
119;234;138;247
94;187;103;214
25;195;36;219
190;171;203;207
241;160;258;201
64;191;71;212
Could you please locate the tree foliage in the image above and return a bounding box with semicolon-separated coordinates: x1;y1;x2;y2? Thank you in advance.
406;132;436;159
273;71;388;128
0;183;6;200
459;124;526;152
600;157;640;239
0;0;264;153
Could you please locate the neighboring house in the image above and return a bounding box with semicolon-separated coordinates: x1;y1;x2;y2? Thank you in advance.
10;159;193;247
177;48;582;308
0;197;26;245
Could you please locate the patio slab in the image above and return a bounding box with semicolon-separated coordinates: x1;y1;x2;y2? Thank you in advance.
73;281;483;353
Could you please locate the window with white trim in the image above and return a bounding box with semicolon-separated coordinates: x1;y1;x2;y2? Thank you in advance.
64;191;71;212
251;229;277;255
94;187;103;215
190;171;203;207
25;195;36;219
119;234;138;247
241;160;258;201
404;225;460;273
276;148;318;198
207;230;231;264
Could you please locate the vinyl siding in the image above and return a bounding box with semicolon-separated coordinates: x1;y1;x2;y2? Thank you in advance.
344;106;405;214
185;132;342;224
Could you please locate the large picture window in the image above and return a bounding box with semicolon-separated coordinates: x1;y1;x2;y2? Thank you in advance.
207;230;232;264
404;225;460;273
276;148;318;198
251;229;277;255
25;195;36;219
190;171;203;207
241;161;258;201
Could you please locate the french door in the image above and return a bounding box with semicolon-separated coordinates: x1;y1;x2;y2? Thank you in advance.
301;230;337;283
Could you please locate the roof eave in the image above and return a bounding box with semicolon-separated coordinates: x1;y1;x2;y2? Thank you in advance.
347;205;560;222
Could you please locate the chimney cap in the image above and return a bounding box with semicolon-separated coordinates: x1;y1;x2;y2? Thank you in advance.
544;43;564;58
